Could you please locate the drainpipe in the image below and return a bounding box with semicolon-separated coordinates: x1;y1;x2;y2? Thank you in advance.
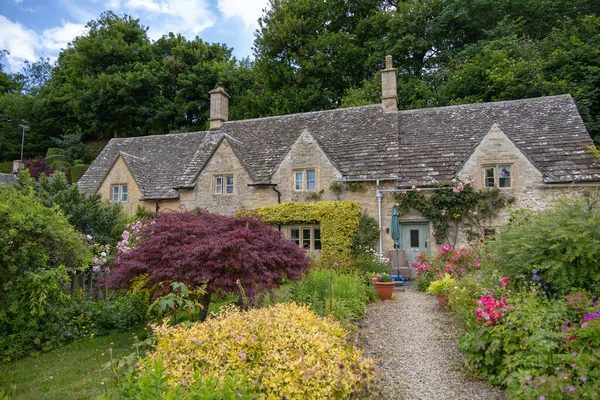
376;180;384;261
247;183;282;230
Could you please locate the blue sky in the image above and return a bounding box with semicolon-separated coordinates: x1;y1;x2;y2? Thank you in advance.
0;0;269;72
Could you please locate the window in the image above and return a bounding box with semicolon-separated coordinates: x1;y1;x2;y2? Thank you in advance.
112;184;128;202
294;169;316;191
215;175;234;194
288;225;321;251
483;165;512;188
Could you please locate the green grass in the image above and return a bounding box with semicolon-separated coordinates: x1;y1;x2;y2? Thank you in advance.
0;327;148;400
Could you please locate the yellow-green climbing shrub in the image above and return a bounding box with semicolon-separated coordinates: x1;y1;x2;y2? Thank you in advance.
142;302;376;399
250;201;361;268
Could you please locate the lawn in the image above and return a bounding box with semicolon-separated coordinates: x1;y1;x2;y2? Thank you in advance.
0;327;148;399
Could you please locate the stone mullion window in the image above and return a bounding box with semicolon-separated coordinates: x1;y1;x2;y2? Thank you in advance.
112;184;128;202
294;169;317;191
483;165;512;188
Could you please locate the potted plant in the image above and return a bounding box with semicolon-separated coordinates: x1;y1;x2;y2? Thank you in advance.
372;273;395;300
426;273;456;309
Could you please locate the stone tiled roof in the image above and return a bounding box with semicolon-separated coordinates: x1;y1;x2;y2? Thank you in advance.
78;94;600;199
78;132;212;199
396;95;599;185
0;173;16;186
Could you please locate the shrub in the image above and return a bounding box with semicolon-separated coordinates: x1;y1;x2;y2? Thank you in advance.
131;303;376;398
413;245;482;292
14;171;127;245
290;267;375;322
0;184;93;360
104;212;309;321
491;190;600;292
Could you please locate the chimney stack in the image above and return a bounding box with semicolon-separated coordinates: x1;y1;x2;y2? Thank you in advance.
381;55;398;112
209;84;229;130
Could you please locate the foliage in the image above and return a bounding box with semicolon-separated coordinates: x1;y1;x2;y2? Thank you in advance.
252;201;362;268
14;171;127;245
426;273;456;296
103;211;309;321
351;214;380;258
148;282;206;324
132;303;376;398
23;156;53;178
290;267;375;322
0;184;92;360
372;273;392;283
70;164;89;183
351;252;390;277
395;179;515;246
490;190;600;292
413;245;482;292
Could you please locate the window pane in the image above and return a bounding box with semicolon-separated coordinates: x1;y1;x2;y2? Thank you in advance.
121;185;128;202
112;186;119;202
485;168;495;187
306;170;316;190
302;229;311;250
410;229;419;248
291;229;300;246
215;176;223;194
226;176;234;194
295;172;303;190
314;228;321;250
499;166;511;188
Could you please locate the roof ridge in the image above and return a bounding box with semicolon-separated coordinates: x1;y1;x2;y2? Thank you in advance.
398;94;573;115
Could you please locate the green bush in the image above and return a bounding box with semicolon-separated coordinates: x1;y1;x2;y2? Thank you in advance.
45;148;65;157
70;164;89;183
352;253;390;276
0;184;93;360
290;268;375;322
490;190;600;292
15;171;127;245
0;161;11;173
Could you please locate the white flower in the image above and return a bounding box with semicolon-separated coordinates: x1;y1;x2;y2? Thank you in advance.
100;251;107;257
86;234;93;240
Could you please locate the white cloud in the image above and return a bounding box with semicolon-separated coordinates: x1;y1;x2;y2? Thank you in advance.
217;0;268;28
41;21;87;52
123;0;217;39
0;16;38;71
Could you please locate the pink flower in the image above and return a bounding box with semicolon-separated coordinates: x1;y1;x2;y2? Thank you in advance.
581;322;589;329
472;211;478;216
499;277;510;287
452;179;457;183
474;262;481;269
121;230;130;241
401;190;407;195
377;274;382;280
372;277;377;283
411;185;416;190
238;352;247;361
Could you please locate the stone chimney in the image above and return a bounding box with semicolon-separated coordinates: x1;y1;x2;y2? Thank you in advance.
381;55;398;112
209;84;229;130
12;160;24;174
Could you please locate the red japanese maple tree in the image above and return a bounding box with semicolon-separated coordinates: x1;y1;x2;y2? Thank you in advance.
103;211;309;320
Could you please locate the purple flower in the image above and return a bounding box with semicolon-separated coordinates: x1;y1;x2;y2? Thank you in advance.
540;397;546;400
571;363;577;368
572;352;578;357
562;326;569;331
525;375;532;381
532;274;541;281
581;376;587;383
565;319;571;324
568;386;575;393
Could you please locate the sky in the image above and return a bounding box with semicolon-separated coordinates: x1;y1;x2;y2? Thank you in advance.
0;0;269;73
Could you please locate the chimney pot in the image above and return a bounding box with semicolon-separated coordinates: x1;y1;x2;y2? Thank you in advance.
209;85;229;130
381;55;398;112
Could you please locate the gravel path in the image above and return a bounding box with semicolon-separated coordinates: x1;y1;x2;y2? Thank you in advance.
358;285;505;400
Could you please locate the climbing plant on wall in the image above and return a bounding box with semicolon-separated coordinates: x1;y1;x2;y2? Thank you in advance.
394;180;515;247
248;201;361;268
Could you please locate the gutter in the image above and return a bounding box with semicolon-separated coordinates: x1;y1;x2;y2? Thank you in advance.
538;183;600;188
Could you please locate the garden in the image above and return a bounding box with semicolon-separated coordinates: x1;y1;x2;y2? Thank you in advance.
413;189;600;399
1;169;598;399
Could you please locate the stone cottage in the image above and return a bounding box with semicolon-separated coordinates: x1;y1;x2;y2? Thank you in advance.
78;56;600;273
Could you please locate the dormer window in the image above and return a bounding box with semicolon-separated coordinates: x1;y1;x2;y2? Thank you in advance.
294;169;316;191
215;175;234;194
484;165;512;188
112;184;128;202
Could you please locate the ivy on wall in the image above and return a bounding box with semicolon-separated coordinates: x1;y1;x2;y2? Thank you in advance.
250;201;362;267
395;180;515;247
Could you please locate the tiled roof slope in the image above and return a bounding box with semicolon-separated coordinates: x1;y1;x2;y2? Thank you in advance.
78;132;212;199
0;173;16;185
220;105;399;182
78;94;600;199
396;95;599;185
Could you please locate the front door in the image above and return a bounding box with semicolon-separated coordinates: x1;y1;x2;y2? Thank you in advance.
400;223;431;265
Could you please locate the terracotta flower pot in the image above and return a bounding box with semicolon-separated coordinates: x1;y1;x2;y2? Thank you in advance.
374;281;395;300
437;294;449;309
